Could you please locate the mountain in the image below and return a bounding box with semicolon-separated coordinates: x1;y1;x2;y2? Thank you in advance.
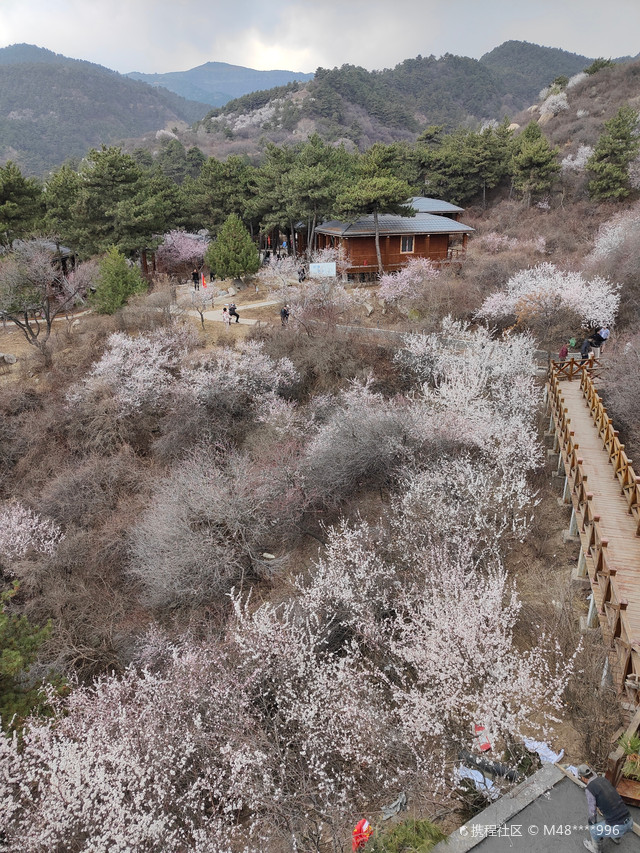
0;40;613;176
194;42;601;157
126;61;315;108
479;40;592;103
0;44;210;175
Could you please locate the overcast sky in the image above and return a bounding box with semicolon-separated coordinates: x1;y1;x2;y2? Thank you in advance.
1;0;638;74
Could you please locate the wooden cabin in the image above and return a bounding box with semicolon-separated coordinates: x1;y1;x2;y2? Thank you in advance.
314;197;474;279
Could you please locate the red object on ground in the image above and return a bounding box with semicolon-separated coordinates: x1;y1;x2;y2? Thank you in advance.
352;818;373;850
474;723;492;752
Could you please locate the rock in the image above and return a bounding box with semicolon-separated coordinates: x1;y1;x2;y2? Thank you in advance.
2;353;17;364
364;303;374;316
261;552;276;560
227;285;238;296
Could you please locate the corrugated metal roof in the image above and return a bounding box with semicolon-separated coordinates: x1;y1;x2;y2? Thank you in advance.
316;212;474;237
409;196;464;214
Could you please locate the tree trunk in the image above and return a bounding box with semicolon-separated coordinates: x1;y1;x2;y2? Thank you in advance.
374;209;383;276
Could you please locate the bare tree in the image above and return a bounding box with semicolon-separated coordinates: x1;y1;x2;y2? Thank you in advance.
0;241;91;365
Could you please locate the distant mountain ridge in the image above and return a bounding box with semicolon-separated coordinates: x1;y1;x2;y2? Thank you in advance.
0;44;211;175
127;61;314;108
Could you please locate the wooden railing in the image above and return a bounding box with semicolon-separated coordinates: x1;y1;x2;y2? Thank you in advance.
547;360;640;710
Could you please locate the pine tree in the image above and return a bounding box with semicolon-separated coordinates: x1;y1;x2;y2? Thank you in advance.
90;246;147;314
587;105;640;201
0;582;52;731
0;161;43;247
510;122;559;205
205;214;260;281
337;145;413;275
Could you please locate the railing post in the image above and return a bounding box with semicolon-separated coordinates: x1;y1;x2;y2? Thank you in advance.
577;546;588;578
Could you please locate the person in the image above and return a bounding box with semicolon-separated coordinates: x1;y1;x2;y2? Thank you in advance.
580;338;592;363
222;306;231;328
578;764;634;851
280;304;290;327
192;268;199;290
591;327;610;355
228;302;240;323
297;266;306;283
559;343;569;362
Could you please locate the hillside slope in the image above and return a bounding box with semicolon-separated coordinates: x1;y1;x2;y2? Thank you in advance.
0;44;210;175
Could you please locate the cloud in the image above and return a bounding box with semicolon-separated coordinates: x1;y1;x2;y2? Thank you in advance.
0;0;639;76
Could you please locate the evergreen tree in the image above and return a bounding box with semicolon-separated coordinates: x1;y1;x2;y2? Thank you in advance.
587;105;640;201
337;145;413;275
0;582;52;732
90;246;147;314
205;214;260;281
510;122;559;205
0;161;43;247
43;163;81;246
419;122;512;206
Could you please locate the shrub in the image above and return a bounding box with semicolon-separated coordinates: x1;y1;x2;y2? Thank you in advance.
90;247;147;314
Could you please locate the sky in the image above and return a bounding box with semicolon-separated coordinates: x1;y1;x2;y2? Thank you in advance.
0;0;638;75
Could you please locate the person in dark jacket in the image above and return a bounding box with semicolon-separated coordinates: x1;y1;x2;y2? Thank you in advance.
228;302;240;323
580;338;592;363
192;269;199;290
578;764;633;851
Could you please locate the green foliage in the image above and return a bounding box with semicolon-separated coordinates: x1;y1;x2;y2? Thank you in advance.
90;246;147;314
0;582;52;731
587;105;640;201
366;819;446;853
510;122;560;203
420;120;513;205
205;214;260;280
619;733;640;780
0;161;43;246
585;58;615;76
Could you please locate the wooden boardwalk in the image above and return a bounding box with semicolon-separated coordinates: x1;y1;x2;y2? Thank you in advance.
547;360;640;711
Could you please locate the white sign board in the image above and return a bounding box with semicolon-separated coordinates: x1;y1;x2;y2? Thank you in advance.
308;262;337;278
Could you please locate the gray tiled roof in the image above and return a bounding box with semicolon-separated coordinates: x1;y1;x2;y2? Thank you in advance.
316;211;474;237
409;196;465;214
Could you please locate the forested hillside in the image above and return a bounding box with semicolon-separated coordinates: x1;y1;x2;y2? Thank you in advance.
0;44;210;174
0;40;608;174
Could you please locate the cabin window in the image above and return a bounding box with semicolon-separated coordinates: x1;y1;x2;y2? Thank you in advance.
400;235;414;253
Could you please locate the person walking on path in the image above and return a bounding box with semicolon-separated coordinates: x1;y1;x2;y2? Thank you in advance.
578;764;634;851
559;342;569;362
222;306;231;328
192;269;199;290
228;302;240;323
280;305;290;327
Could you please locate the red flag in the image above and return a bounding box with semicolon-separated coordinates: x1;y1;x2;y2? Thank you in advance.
202;272;207;289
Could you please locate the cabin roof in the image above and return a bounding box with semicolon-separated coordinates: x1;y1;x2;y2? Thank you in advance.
316;211;474;238
409;196;465;214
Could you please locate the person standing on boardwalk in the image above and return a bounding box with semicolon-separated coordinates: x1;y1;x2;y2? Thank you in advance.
558;342;569;362
192;268;199;290
222;306;231;328
578;764;633;852
228;302;240;323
